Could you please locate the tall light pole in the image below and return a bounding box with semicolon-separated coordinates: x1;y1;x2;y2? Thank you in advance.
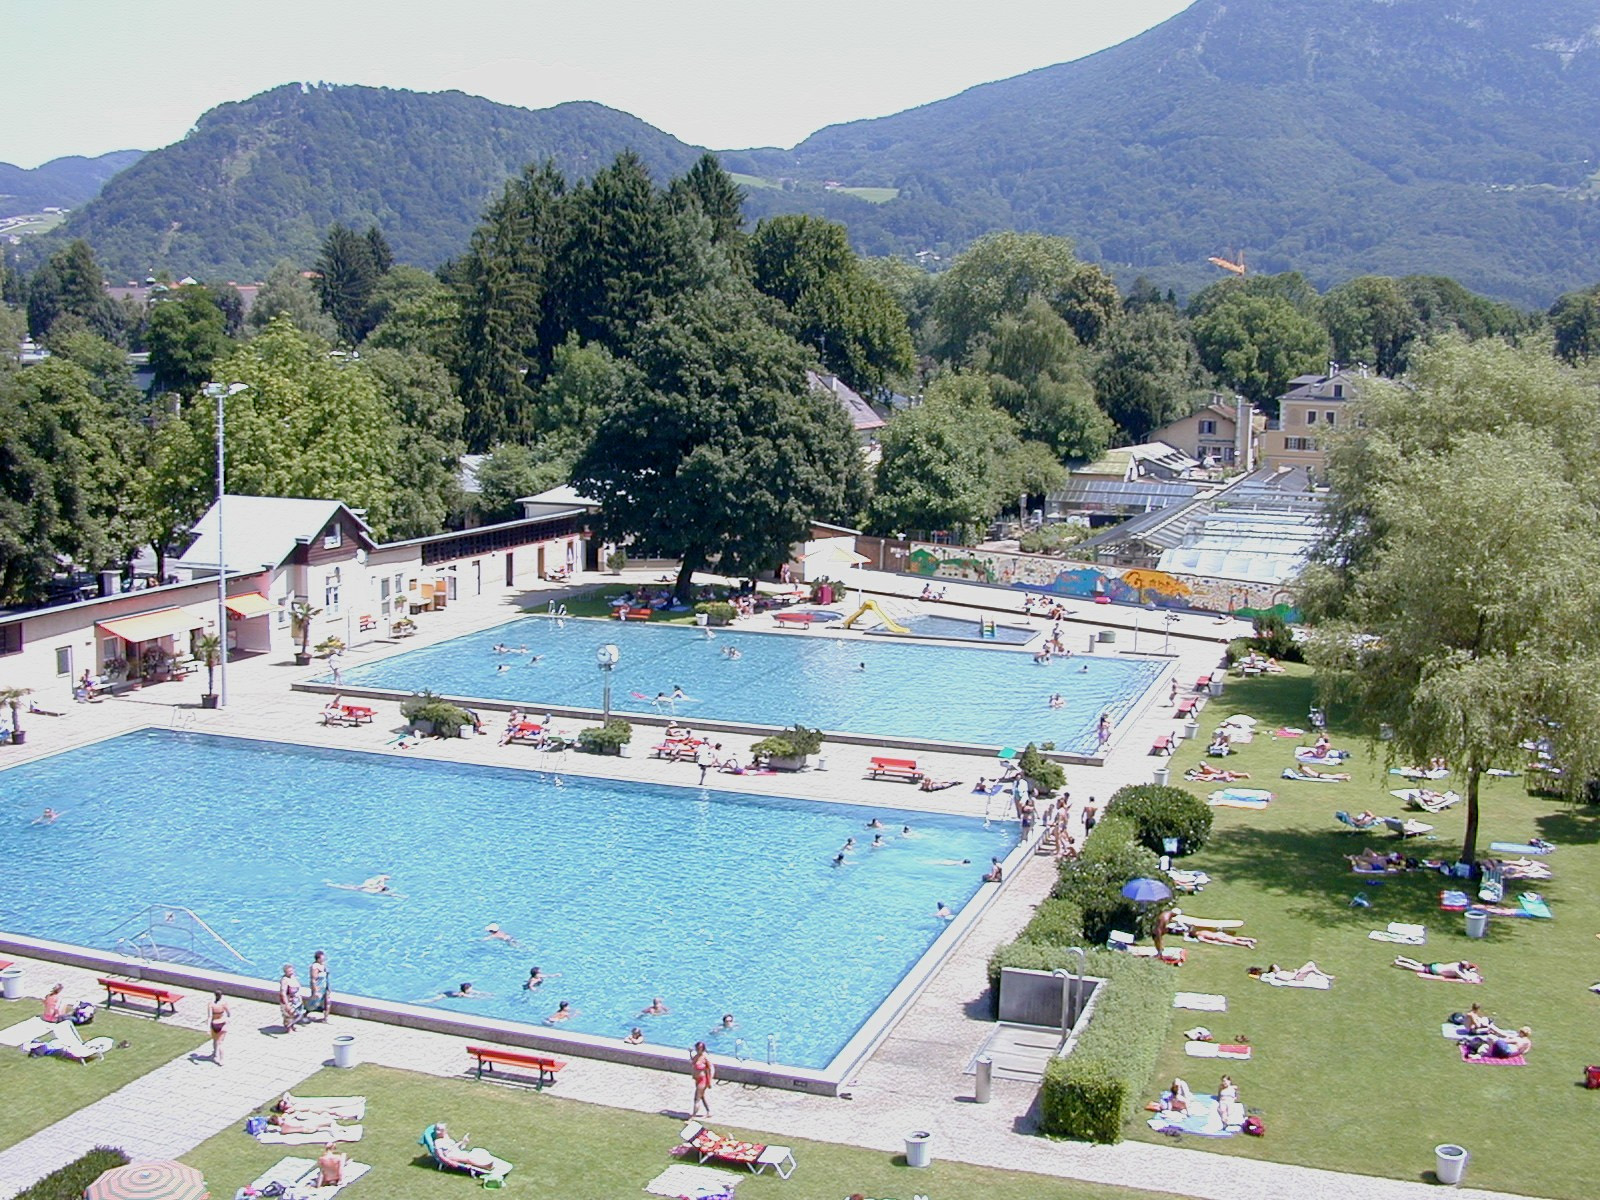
205;382;249;708
596;643;620;722
1162;611;1179;655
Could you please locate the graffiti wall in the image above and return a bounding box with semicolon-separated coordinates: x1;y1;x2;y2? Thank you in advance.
903;544;1298;622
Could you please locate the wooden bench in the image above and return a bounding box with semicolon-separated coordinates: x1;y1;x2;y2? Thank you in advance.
1175;696;1197;718
466;1044;567;1088
867;756;924;782
1151;734;1174;756
97;977;182;1018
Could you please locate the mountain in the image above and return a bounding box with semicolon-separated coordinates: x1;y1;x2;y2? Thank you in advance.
727;0;1600;306
0;150;144;215
52;83;705;282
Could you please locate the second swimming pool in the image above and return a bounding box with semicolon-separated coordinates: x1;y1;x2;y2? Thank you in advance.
335;617;1166;754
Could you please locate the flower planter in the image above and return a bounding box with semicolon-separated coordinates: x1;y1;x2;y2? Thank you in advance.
763;754;807;772
200;695;219;709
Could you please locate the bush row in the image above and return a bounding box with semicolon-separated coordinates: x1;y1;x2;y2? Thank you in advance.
16;1148;129;1200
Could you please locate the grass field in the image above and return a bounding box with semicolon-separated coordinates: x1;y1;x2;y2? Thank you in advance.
0;1000;205;1150
834;186;900;204
183;1063;1178;1200
1125;666;1598;1196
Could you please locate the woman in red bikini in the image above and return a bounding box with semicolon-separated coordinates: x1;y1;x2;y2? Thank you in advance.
690;1041;715;1117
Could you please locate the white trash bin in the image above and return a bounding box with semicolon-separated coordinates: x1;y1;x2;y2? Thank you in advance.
1153;766;1171;787
332;1033;357;1069
905;1130;932;1168
0;966;20;1000
1435;1143;1468;1185
1464;908;1489;939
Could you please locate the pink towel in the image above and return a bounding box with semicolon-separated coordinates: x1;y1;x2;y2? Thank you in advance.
1460;1045;1525;1065
1417;971;1482;984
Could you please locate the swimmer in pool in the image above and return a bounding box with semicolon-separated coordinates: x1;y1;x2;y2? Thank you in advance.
624;1027;645;1044
936;901;954;920
871;834;885;848
832;853;846;868
639;996;670;1016
484;924;522;947
867;818;885;829
33;808;59;825
417;981;491;1003
546;1000;578;1023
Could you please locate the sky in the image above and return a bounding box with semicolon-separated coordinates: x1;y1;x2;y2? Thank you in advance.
1;0;1192;168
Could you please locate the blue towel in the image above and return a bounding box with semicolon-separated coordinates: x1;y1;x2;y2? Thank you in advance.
1489;842;1553;856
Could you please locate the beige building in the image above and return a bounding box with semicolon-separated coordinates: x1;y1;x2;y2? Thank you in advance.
1149;395;1261;470
1258;368;1364;475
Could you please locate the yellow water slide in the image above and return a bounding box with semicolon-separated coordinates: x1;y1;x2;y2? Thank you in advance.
840;600;910;634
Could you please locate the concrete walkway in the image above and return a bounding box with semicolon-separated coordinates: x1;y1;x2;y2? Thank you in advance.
0;570;1541;1199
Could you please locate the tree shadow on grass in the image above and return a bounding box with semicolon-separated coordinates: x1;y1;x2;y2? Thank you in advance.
1533;803;1600;847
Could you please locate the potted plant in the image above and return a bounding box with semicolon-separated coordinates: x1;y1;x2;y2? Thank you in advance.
0;686;32;746
103;656;129;681
400;690;471;738
606;547;628;575
289;599;322;665
578;718;633;756
694;601;737;627
195;634;223;708
750;723;825;771
314;635;346;660
392;616;417;638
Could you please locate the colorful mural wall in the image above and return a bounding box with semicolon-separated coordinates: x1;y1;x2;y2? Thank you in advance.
903;544;1298;622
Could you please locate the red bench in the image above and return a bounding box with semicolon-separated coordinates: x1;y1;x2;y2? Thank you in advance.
466;1044;567;1088
322;704;375;726
1151;734;1174;756
773;612;814;627
617;608;654;621
1175;696;1197;718
868;756;924;782
97;977;182;1018
1194;675;1213;692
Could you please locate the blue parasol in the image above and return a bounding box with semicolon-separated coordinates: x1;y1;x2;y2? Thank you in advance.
1121;877;1172;903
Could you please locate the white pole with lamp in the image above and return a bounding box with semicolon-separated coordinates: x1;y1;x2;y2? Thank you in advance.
597;643;620;722
204;382;249;709
1163;611;1179;655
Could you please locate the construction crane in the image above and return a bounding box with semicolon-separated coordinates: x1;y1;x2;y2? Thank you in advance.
1208;249;1247;276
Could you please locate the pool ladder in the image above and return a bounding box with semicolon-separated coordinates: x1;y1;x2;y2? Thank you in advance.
103;903;252;969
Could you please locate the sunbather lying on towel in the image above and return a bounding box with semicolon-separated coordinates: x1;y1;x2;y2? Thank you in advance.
1465;1026;1531;1059
918;777;960;792
267;1112;348;1135
1287;765;1351;781
1348;848;1409;871
1187;764;1251;782
1249;961;1335;984
1394;957;1481;982
1188;928;1257;948
276;1093;364;1120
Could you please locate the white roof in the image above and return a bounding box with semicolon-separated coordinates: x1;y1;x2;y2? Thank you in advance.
516;484;599;508
177;495;355;571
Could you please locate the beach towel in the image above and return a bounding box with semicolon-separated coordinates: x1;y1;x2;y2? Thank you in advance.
1174;992;1228;1011
1518;893;1553;919
1146;1093;1238;1138
0;1016;54;1048
1490;842;1554;856
1369;922;1427;945
257;1124;363;1145
1441;1023;1474;1040
1390;766;1448;779
290;1096;367;1118
1440;890;1470;911
1460;1045;1526;1066
1185;1041;1253;1059
1415;972;1481;985
246;1156;373;1200
1272;727;1306;737
1262;972;1332;989
1208;789;1273;809
644;1165;741;1199
1284;769;1345;782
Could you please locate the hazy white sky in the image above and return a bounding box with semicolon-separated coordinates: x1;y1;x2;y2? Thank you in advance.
2;0;1191;168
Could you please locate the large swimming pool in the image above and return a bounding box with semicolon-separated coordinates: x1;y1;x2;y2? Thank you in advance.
0;731;1011;1070
335;617;1165;754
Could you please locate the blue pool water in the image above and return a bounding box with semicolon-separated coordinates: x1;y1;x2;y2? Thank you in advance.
871;613;1037;645
0;731;1012;1069
337;618;1165;754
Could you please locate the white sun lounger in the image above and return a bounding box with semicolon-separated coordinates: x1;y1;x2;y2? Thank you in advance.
50;1020;116;1063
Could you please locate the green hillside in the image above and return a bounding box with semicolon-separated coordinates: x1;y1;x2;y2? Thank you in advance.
730;0;1600;305
52;83;704;281
0;150;143;216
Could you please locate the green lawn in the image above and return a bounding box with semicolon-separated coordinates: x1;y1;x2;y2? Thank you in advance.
534;585;696;623
183;1063;1178;1200
1127;666;1599;1196
0;999;205;1149
833;186;900;204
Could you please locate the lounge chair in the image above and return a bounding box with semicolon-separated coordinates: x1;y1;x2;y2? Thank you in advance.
1393;789;1461;813
419;1124;513;1181
1334;810;1383;832
1383;816;1434;838
49;1020;116;1063
678;1121;796;1179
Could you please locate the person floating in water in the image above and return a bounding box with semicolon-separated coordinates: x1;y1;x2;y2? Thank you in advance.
671;685;686;700
546;1000;578;1024
327;874;394;895
33;808;59;825
485;924;522;947
936;901;955;920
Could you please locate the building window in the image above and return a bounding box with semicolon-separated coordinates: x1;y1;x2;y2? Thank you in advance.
1305;410;1317;425
1284;436;1315;451
0;625;20;656
1198;419;1216;435
276;597;289;628
323;524;342;550
1333;384;1344;398
1325;411;1336;426
324;568;342;615
55;646;72;676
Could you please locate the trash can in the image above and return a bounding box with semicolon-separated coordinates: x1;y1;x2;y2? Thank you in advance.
332;1033;357;1069
814;755;828;772
1097;629;1116;643
1464;908;1489;939
1435;1143;1468;1185
974;1054;993;1104
1153;766;1171;787
904;1130;933;1168
1208;677;1224;697
1183;719;1199;740
0;966;20;1000
696;612;708;627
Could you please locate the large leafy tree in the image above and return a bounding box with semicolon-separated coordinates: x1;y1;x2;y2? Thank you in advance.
1190;288;1328;411
1300;338;1600;863
361;347;465;539
248;261;339;342
315;223;391;344
973;294;1111;460
1549;284;1600;364
146;286;231;395
572;285;866;602
27;240;124;344
1093;305;1208;443
1319;275;1419;376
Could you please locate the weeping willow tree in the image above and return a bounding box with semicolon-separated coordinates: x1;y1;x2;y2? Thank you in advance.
1298;338;1600;863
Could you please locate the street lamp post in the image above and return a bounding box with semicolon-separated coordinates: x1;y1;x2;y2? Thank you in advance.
204;382;249;709
597;643;620;722
1163;612;1179;655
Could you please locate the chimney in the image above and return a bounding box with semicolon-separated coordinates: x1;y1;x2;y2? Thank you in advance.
1235;395;1253;473
98;570;121;597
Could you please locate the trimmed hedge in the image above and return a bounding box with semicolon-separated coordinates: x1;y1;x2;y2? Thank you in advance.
16;1147;130;1200
1105;783;1214;857
1018;896;1085;948
1039;952;1176;1143
1054;828;1168;944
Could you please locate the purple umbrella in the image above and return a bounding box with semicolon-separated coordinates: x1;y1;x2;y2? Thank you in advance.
1121;877;1172;903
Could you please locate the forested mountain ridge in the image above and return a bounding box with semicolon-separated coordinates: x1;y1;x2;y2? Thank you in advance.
729;0;1600;306
51;84;705;281
0;150;144;215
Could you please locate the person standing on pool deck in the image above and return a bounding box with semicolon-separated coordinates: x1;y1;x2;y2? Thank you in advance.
307;950;330;1022
691;1041;715;1116
279;964;303;1033
696;741;718;784
1097;712;1113;746
208;991;230;1064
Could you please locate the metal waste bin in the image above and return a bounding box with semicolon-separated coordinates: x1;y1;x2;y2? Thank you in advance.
905;1130;933;1168
0;966;20;1000
1183;719;1199;740
1097;629;1116;643
974;1054;993;1104
1435;1143;1468;1185
332;1033;357;1069
1464;908;1488;939
1153;766;1171;787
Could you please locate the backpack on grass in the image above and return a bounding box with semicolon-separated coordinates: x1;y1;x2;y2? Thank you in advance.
1242;1115;1265;1136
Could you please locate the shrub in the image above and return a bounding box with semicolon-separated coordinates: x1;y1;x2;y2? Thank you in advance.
606;547;628;572
1019;742;1066;796
577;718;633;755
16;1147;130;1200
986;939;1095;1003
1019;523;1091;556
694;601;736;624
1054;820;1168;943
1105;783;1214;856
400;690;472;738
1018;896;1085;948
750;723;825;760
1039;952;1176;1142
1224;637;1254;665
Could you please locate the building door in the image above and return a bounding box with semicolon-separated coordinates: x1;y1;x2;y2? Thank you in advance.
473;560;482;596
505;553;514;587
537;546;546;578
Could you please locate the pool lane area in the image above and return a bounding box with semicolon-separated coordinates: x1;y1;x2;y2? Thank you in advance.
0;730;1013;1075
330;616;1167;756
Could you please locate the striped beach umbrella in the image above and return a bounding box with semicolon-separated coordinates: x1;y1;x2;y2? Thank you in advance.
84;1160;208;1200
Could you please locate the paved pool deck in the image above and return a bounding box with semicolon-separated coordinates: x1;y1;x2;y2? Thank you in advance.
0;569;1536;1199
